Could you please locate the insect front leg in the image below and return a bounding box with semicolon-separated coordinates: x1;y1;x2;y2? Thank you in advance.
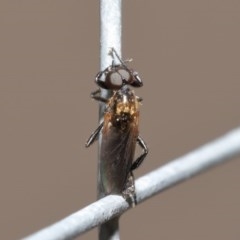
136;95;143;102
91;89;108;103
85;122;104;147
130;135;148;171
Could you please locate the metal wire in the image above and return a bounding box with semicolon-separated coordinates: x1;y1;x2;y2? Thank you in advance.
99;0;122;117
23;127;240;240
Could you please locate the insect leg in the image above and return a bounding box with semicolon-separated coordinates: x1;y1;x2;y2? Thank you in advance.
130;135;148;171
122;171;136;207
91;89;108;103
85;122;104;147
136;96;143;102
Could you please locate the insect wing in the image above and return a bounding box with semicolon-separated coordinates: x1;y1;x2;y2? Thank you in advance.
99;114;139;196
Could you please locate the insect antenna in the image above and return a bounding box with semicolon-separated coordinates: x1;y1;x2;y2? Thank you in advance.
109;48;133;70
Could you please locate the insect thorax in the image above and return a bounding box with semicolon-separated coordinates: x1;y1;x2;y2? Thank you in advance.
107;88;139;130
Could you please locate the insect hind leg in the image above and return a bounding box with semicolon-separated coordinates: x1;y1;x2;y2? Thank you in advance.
130;135;148;171
122;171;136;207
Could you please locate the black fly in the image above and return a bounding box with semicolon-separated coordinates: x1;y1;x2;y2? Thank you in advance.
86;48;148;206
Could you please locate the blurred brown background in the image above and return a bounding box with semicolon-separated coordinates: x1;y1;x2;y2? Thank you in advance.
0;1;240;239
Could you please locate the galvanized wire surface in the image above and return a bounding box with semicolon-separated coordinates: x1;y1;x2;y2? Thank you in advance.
23;127;240;240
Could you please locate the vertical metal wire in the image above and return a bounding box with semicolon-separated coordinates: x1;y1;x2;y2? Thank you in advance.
99;1;122;240
99;0;122;119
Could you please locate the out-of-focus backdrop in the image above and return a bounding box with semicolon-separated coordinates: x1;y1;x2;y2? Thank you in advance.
1;1;240;239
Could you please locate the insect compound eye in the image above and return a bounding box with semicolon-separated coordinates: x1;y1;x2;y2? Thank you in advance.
130;71;143;87
95;69;108;89
117;68;143;88
117;69;131;83
95;63;143;89
105;71;123;90
95;67;123;90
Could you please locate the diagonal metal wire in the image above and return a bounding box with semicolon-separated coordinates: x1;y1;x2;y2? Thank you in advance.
23;127;240;240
